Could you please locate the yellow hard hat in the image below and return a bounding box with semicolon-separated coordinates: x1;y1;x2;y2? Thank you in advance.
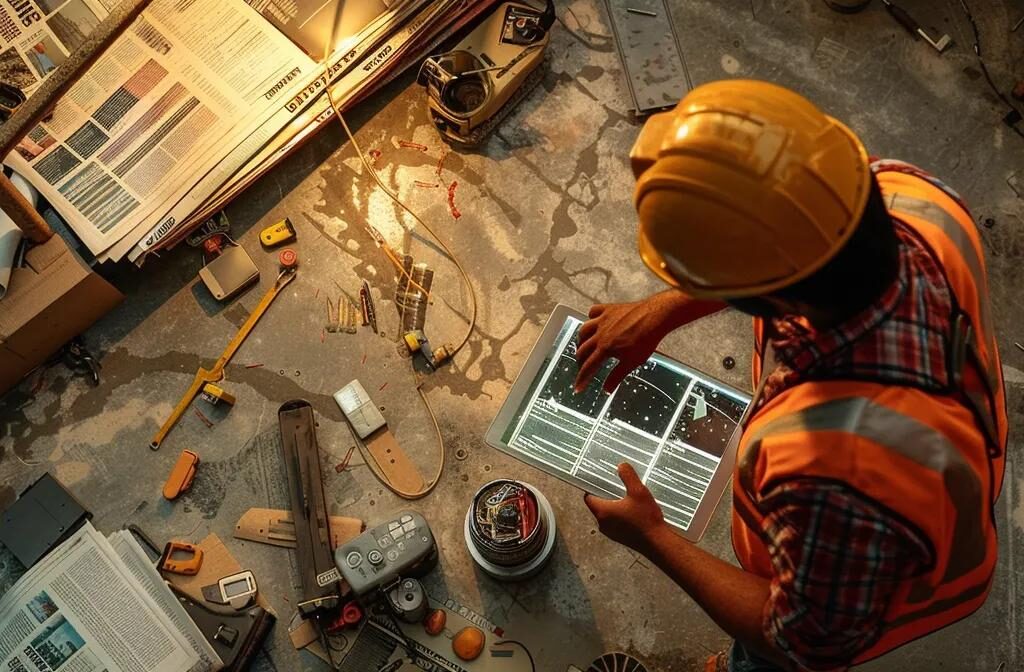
631;80;871;299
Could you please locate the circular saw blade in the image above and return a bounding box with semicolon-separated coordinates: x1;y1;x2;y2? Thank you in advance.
586;652;649;672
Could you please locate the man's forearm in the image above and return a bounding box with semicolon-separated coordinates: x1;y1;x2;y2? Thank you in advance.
640;525;791;667
649;290;728;334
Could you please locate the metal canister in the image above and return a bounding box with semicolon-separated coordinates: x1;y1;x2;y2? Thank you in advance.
465;480;556;581
386;578;428;624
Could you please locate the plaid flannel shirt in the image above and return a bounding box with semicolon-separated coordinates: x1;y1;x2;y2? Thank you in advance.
755;162;958;671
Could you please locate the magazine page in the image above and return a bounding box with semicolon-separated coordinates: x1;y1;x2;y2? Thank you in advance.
4;0;316;257
0;522;198;672
106;531;220;672
0;545;27;600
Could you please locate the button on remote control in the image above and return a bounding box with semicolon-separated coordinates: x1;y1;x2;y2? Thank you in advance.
346;551;362;569
367;549;384;565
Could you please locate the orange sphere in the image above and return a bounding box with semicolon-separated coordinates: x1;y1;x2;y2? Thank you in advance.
452;626;485;661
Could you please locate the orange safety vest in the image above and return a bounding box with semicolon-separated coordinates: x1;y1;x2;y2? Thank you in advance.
731;169;1008;664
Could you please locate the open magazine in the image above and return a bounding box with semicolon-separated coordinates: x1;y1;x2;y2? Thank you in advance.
1;0;496;263
0;522;217;672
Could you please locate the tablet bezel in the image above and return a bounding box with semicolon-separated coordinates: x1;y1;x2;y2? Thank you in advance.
484;303;750;542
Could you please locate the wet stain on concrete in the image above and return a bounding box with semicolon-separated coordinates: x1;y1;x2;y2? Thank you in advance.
0;349;343;452
182;427;289;518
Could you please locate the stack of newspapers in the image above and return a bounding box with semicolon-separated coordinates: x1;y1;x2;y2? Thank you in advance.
0;521;219;672
1;0;495;264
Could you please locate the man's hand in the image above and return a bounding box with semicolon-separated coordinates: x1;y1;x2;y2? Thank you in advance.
586;464;784;668
584;463;667;555
574;301;672;393
574;292;727;393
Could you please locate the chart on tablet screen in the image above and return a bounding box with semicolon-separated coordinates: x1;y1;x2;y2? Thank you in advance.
502;316;748;530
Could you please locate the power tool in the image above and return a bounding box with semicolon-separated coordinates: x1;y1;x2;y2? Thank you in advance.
417;0;554;147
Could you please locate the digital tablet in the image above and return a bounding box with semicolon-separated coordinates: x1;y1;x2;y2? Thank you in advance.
485;304;751;541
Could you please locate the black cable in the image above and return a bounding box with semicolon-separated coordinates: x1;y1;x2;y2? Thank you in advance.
316;619;337;670
325;632;349;652
496;640;537;672
958;0;1024;139
315;614;350;670
556;7;613;51
383;607;425;666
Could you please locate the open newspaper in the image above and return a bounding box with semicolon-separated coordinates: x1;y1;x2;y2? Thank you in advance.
119;0;498;264
1;0;494;263
0;522;218;672
173;0;494;252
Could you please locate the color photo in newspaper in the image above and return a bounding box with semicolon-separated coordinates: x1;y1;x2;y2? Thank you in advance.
0;522;199;672
8;610;95;672
0;0;107;98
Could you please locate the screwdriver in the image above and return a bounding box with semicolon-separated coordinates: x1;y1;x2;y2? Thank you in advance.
880;0;953;52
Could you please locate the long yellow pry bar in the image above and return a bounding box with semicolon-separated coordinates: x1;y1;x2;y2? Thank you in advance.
150;269;296;450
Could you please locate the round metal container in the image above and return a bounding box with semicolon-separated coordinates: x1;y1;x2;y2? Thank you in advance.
465;480;556;581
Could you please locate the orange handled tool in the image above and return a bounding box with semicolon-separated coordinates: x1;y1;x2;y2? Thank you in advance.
159;541;203;575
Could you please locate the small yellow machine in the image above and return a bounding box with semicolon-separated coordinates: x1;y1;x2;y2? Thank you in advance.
417;0;554;147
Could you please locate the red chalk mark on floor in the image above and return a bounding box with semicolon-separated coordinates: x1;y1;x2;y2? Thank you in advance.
447;181;462;219
193;407;214;428
414;180;439;188
336;445;356;473
435;150;448;177
398;140;428;151
368;149;382;166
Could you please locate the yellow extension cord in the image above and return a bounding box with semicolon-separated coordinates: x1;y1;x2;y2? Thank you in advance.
322;9;478;499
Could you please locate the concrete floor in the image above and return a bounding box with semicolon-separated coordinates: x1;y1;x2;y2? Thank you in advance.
3;0;1024;670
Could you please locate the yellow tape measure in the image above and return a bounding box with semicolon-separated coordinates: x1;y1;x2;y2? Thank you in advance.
260;218;296;248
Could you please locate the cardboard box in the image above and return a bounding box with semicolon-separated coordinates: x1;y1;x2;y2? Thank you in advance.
0;234;122;394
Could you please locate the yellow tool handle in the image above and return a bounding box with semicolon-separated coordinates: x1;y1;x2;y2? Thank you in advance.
150;369;218;450
149;270;296;451
213;270;296;371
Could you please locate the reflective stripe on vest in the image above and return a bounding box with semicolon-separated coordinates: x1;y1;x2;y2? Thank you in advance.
887;192;1003;453
887;194;993;338
737;396;986;589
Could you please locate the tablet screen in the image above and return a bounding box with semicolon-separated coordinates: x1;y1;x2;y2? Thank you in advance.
495;313;750;532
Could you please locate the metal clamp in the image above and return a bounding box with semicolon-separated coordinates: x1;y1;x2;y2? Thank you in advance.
949;312;973;387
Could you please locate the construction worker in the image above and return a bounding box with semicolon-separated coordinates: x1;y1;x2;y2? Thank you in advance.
576;81;1007;672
